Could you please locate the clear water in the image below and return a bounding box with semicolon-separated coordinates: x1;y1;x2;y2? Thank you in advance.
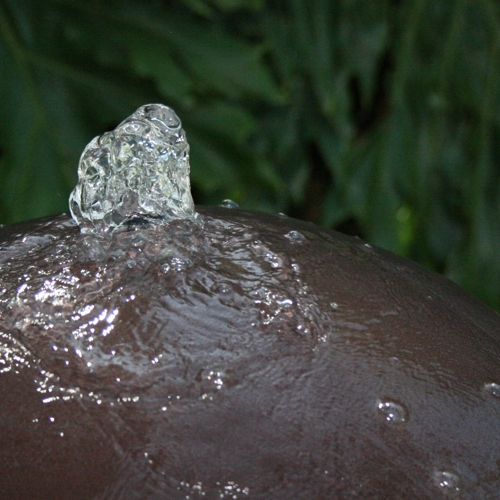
69;104;199;233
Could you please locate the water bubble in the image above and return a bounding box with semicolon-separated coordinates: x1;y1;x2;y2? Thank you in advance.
433;470;461;495
218;199;239;208
376;399;408;424
330;302;339;311
284;230;305;244
69;103;200;233
483;382;500;398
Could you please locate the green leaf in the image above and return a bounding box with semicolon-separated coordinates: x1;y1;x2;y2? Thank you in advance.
166;19;283;102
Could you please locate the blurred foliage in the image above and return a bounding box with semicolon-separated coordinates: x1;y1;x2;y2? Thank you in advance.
1;0;500;310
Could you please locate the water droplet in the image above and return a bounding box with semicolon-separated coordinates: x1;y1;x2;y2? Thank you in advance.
218;199;239;208
330;302;339;311
278;212;288;217
483;382;500;398
69;104;200;233
433;470;461;495
376;399;408;424
284;230;305;244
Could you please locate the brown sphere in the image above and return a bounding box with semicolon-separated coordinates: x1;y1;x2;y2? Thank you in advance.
0;207;500;499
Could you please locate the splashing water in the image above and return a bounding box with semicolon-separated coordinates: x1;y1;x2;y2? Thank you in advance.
69;104;199;233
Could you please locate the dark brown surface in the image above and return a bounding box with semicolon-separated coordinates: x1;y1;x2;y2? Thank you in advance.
0;207;499;499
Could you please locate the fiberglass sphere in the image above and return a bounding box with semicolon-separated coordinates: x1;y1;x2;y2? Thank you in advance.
0;105;499;499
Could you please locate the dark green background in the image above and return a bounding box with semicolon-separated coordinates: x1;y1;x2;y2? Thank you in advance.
1;0;500;310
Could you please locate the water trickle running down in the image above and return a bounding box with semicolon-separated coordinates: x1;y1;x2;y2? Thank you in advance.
69;104;199;233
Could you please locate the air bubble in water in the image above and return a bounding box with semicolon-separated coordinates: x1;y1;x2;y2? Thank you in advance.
284;230;305;244
433;470;461;495
219;199;239;208
483;382;500;398
69;104;199;233
376;399;408;424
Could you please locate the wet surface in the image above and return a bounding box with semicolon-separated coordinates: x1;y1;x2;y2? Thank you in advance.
1;207;500;499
